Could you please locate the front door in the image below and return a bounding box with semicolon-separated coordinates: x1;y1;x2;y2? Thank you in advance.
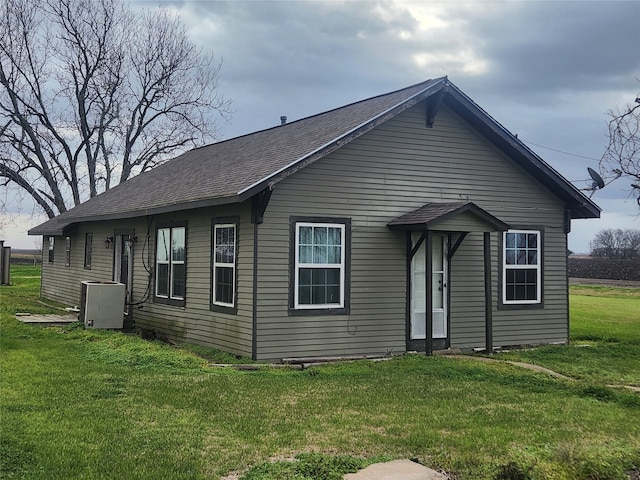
410;233;448;348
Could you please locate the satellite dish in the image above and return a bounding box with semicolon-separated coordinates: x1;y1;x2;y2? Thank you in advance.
587;167;605;189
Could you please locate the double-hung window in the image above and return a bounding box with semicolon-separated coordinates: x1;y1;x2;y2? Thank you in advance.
502;230;541;305
293;221;346;310
155;225;186;303
212;223;236;309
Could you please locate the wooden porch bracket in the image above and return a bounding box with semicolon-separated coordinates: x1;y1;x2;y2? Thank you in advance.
251;188;272;224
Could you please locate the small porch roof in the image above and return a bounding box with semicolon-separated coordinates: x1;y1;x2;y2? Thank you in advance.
387;202;509;232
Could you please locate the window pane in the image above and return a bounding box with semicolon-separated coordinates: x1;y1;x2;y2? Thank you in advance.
172;227;185;262
527;234;538;249
311;268;325;284
299;286;311;305
215;226;235;263
157;229;170;262
312;285;326;304
516;233;526;248
299;226;312;245
505;267;538;301
299;268;312;285
527;251;538;265
516;250;527;265
172;263;185;298
215;266;234;304
327;246;341;264
84;233;92;267
157;264;169;296
313;226;327;245
313;245;328;263
505;233;515;248
299;245;313;263
298;267;342;306
326;285;340;304
327;227;341;245
326;268;340;285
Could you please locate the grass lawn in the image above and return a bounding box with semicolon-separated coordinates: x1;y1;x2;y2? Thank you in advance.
496;285;640;387
1;267;639;480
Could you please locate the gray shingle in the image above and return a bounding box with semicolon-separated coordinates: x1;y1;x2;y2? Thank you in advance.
30;78;445;234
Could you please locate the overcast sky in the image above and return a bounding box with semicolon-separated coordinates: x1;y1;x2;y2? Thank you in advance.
3;0;639;252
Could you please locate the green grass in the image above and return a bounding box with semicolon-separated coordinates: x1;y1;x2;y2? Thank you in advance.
1;267;639;480
0;265;67;315
496;285;640;387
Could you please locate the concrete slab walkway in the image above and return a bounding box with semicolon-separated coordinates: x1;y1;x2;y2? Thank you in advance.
344;460;448;480
16;313;77;326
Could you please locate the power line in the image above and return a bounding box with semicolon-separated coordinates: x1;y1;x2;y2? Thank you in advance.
521;139;602;162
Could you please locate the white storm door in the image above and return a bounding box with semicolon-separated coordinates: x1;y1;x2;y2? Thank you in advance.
411;233;448;340
431;234;447;338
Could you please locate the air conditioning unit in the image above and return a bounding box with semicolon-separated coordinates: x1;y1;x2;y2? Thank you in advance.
80;281;126;329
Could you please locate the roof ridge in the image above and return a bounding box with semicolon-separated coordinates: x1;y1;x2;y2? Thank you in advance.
192;77;446;150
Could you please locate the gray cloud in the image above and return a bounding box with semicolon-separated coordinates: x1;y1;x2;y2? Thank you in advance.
29;0;640;252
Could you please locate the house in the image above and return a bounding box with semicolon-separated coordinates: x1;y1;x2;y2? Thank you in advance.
29;77;600;361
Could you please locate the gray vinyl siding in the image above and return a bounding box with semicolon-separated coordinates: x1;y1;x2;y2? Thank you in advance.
434;211;498;232
132;203;254;358
40;223;128;306
40;203;254;358
255;102;568;361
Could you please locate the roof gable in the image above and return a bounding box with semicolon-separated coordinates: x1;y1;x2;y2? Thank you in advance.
387;202;510;232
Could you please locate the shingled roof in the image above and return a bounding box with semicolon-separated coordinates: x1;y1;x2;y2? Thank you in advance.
387;202;510;231
29;77;599;235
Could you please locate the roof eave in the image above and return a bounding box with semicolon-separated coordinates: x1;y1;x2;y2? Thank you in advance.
28;194;243;236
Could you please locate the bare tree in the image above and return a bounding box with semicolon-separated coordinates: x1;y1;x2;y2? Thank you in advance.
600;82;640;209
1;0;231;219
590;228;640;258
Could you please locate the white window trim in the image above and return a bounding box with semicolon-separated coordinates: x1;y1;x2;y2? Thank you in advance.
213;223;236;308
502;229;541;305
294;222;345;309
155;226;185;300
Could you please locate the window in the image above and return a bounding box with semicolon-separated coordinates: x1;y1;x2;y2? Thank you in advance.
212;223;236;309
65;237;71;267
48;237;54;263
502;230;541;304
155;225;186;303
84;233;93;269
293;221;346;310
